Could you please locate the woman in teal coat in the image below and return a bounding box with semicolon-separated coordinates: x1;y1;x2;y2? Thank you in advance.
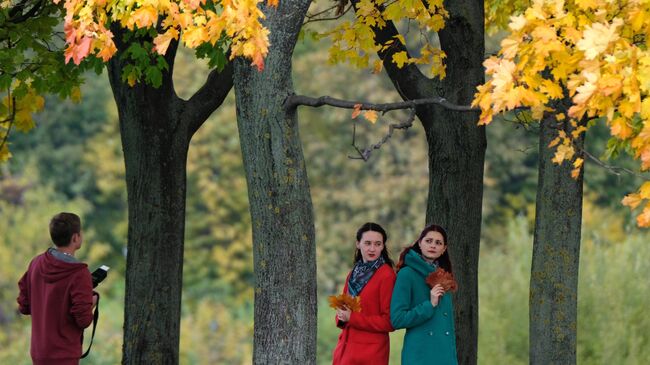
390;224;458;365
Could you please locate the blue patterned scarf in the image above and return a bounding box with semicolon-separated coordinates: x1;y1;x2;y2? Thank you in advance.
347;256;385;297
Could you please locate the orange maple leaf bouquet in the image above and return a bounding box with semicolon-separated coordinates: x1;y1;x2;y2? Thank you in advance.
425;268;458;293
328;293;362;312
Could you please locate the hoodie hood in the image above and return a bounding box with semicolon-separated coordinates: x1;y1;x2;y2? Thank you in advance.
403;249;437;278
36;250;88;284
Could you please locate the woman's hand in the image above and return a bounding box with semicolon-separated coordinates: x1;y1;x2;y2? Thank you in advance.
430;284;445;307
336;307;351;322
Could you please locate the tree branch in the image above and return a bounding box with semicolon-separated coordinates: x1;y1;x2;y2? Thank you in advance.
303;4;352;25
580;147;650;181
8;0;47;24
285;93;476;161
284;94;477;113
184;61;234;138
349;108;417;161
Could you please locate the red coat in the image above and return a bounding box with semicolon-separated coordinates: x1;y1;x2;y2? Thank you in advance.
17;250;94;364
332;263;396;365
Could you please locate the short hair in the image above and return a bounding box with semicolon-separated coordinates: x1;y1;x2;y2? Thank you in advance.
49;212;81;247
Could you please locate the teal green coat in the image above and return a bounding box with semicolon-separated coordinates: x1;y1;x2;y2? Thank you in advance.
390;250;458;365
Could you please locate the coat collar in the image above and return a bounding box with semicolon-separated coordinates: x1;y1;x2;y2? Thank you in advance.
404;249;437;277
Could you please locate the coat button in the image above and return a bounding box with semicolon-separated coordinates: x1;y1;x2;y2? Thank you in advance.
443;312;448;316
429;331;433;336
445;331;450;336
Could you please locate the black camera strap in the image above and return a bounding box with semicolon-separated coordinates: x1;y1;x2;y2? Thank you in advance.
81;292;100;359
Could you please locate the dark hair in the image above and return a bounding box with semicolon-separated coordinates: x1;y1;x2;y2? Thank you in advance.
49;212;81;247
354;222;394;268
396;224;453;273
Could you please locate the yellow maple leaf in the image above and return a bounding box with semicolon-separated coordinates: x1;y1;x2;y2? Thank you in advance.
573;157;584;169
636;205;650;227
609;117;632;139
153;28;179;55
183;27;209;48
500;38;519;59
576;19;622;60
363;110;378;124
571;167;581;179
509;15;527;31
622;193;643;209
392;51;409;68
639;181;650;199
130;6;158;29
541;79;563;99
552;144;575;164
572;72;598;105
575;0;601;11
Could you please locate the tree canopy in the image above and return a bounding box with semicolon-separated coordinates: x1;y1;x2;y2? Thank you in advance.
473;0;650;226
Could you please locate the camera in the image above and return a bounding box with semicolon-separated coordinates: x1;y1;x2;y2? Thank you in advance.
91;265;110;288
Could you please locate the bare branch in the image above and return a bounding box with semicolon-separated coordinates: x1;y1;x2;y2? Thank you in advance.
284;94;478;113
303;4;353;25
285;93;476;161
580;147;650;181
348;108;417;161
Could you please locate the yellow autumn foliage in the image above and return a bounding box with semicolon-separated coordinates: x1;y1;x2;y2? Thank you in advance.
473;0;650;227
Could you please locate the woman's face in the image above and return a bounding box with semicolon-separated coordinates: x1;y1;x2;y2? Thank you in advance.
356;231;385;263
419;230;446;261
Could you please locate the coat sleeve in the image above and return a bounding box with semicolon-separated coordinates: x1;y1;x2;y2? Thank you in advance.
17;270;31;315
347;267;396;333
390;268;435;329
69;269;95;329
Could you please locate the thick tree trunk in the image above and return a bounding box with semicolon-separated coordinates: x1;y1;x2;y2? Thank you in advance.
107;60;188;364
429;3;486;364
530;116;584;365
106;27;233;364
232;1;316;364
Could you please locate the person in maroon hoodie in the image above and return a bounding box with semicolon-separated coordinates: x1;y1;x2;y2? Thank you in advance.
17;212;97;365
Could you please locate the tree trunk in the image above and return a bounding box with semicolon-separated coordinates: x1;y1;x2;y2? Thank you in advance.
107;55;188;365
429;3;486;364
106;27;233;364
232;1;316;364
530;115;584;365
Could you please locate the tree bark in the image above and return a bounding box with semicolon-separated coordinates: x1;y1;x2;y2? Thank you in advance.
106;27;233;364
530;115;584;365
232;1;316;364
428;4;486;365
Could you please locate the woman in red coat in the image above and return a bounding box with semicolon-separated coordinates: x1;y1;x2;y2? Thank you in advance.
332;222;396;365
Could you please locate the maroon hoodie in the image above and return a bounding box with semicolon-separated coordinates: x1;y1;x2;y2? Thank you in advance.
17;250;94;365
